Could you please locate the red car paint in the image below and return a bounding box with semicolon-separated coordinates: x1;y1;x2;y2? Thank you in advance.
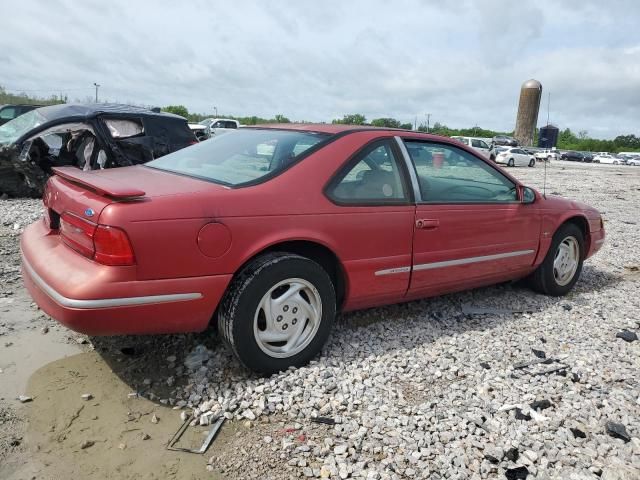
20;126;605;335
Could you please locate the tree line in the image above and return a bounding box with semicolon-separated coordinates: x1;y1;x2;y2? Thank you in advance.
1;87;637;153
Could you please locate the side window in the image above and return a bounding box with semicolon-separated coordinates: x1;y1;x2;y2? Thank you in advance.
471;139;483;148
329;140;408;204
0;107;17;120
104;118;144;138
403;140;517;203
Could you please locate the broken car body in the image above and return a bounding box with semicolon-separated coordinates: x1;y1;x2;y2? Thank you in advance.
0;103;196;197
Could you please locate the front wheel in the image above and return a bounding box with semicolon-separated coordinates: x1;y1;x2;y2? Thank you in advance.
528;158;536;167
508;158;515;167
528;223;584;296
218;253;336;374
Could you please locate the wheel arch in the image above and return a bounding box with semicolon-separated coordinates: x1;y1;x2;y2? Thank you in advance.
560;215;590;254
233;239;348;310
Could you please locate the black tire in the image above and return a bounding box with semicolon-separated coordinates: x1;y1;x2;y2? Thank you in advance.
218;252;336;374
508;158;515;167
528;223;584;296
528;158;536;167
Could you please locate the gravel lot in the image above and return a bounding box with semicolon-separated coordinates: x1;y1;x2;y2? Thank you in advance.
1;162;639;479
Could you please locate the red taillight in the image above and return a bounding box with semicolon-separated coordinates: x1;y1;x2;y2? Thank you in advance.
93;225;135;266
60;213;96;258
60;212;135;266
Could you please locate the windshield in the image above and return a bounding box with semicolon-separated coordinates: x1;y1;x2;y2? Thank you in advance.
0;109;47;145
147;128;329;186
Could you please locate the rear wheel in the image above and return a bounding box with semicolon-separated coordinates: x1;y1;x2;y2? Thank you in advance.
508;158;515;167
528;223;584;296
528;158;536;167
218;253;336;374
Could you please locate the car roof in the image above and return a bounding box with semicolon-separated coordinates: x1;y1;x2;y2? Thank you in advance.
33;103;186;122
253;123;416;135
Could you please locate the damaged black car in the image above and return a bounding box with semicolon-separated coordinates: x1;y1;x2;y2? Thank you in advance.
0;103;197;197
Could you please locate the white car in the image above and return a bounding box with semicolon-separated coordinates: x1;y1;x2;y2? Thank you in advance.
593;154;622;164
451;136;495;161
626;157;640;166
199;118;240;137
495;147;536;167
534;148;559;162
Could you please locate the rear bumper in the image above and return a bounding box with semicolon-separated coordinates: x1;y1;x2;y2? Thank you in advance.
21;220;232;335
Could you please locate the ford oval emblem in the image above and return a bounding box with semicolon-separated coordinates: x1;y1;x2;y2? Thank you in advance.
84;208;95;217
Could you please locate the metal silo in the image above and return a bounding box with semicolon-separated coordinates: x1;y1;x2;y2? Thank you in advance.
538;124;559;148
514;79;542;147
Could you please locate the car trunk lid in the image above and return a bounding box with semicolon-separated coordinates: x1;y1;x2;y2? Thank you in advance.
44;164;222;230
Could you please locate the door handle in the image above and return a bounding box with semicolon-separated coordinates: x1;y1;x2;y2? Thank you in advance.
416;219;439;229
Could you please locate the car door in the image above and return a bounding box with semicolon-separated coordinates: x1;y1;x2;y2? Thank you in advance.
325;138;415;309
397;138;541;298
510;148;523;166
471;139;490;159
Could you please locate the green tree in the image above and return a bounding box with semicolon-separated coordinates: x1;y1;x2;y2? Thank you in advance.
162;105;189;118
332;114;366;125
0;86;65;107
274;114;290;123
371;117;402;128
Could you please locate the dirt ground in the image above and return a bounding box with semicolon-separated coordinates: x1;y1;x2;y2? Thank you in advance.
1;161;639;479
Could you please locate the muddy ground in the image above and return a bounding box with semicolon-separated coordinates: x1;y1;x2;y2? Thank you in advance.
0;162;639;479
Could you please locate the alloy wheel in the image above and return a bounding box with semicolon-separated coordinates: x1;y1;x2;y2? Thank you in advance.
253;278;322;358
553;236;580;286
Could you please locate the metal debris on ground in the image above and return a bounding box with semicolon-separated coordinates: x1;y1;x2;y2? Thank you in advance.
531;348;546;359
461;303;537;316
167;413;225;454
311;416;336;425
512;357;570;378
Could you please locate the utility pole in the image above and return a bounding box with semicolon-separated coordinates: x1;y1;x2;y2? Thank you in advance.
214;106;218;117
93;82;100;103
426;113;431;133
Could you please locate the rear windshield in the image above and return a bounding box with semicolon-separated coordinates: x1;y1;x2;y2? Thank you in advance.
146;129;329;186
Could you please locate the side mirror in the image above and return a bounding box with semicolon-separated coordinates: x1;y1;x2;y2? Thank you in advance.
521;186;536;204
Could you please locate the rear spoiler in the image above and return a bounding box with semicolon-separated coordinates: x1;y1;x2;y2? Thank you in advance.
52;167;146;199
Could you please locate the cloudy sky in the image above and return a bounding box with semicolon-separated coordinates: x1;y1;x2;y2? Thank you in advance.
2;0;639;138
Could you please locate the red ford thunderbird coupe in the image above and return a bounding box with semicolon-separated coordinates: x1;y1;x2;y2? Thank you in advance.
21;125;605;373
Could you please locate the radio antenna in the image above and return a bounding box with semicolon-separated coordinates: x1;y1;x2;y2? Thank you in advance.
543;153;548;198
543;91;551;198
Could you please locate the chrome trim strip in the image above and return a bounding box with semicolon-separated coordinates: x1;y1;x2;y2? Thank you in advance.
413;250;535;271
394;136;422;203
23;255;202;309
374;249;535;276
375;266;411;276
